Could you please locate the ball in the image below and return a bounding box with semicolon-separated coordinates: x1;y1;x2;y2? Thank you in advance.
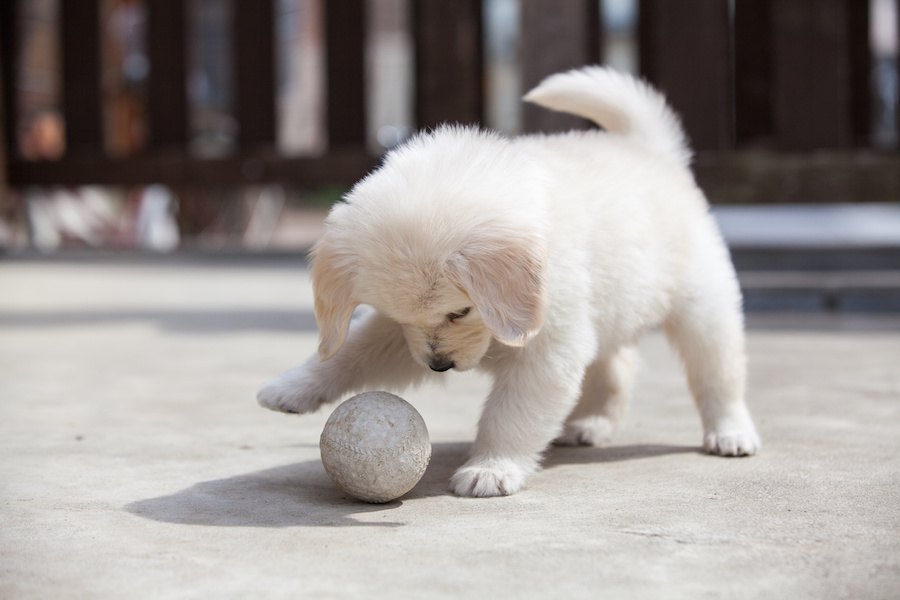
320;391;431;503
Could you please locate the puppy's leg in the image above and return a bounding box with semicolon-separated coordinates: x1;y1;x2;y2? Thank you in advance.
258;308;430;414
450;336;594;497
554;346;638;446
665;263;761;456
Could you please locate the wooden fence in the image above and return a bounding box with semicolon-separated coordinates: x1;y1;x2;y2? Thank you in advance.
2;0;899;203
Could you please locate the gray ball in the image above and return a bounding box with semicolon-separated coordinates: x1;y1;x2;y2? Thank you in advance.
320;391;431;503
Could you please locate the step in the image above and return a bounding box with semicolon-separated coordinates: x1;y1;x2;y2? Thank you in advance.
739;271;900;312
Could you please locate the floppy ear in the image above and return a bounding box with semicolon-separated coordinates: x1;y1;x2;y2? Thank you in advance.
448;231;547;347
310;232;358;359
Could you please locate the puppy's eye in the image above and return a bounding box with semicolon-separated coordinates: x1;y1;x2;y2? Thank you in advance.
447;307;471;323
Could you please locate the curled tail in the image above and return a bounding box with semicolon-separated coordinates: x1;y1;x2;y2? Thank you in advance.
523;66;692;168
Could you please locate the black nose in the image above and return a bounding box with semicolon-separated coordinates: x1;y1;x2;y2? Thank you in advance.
428;357;455;372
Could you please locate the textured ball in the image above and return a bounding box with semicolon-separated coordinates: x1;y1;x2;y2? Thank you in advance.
320;391;431;503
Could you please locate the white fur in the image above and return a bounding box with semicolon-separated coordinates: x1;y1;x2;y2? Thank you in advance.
258;66;761;497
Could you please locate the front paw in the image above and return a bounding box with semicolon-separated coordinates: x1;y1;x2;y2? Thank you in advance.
257;367;327;414
704;423;761;457
449;458;533;497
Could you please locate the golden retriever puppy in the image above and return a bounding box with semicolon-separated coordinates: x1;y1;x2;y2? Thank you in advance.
258;66;760;497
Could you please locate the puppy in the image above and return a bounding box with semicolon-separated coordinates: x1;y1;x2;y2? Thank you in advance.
258;66;760;497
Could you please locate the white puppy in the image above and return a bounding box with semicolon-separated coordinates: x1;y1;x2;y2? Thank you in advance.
258;66;760;497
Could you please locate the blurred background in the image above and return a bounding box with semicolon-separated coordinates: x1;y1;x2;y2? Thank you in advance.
1;0;899;310
4;4;900;595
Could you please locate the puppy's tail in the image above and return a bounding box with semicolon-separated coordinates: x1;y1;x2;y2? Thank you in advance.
523;66;691;168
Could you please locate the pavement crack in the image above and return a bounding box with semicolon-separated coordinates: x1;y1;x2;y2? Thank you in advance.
617;529;695;545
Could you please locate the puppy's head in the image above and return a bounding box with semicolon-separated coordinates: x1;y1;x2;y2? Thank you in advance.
311;126;548;371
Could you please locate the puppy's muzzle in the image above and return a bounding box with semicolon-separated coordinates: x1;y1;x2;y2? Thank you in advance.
428;355;455;372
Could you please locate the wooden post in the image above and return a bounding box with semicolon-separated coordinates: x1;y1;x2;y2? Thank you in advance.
146;0;188;150
233;0;277;148
324;0;367;148
60;0;104;156
770;0;854;149
640;0;733;151
848;0;871;146
0;0;18;161
734;0;774;147
413;0;483;128
520;0;600;133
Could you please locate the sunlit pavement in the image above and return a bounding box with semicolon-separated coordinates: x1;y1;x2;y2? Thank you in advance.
1;257;898;599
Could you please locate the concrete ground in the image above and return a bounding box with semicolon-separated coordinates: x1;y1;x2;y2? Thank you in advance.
1;258;899;599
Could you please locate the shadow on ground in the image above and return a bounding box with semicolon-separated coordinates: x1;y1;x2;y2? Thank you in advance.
125;442;697;528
